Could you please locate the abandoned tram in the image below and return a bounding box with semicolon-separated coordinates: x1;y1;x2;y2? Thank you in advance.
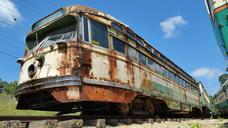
205;0;228;117
16;5;205;116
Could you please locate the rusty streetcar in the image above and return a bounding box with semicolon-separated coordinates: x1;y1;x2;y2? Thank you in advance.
16;5;208;116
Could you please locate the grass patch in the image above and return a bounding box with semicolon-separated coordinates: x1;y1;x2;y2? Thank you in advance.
188;123;201;128
0;93;56;116
218;118;224;122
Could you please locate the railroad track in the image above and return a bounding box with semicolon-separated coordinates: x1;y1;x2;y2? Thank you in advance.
0;115;197;128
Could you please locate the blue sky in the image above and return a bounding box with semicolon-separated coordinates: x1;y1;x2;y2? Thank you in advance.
0;0;225;95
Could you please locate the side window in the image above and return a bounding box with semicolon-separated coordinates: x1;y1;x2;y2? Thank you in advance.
152;49;159;56
164;69;169;78
128;45;138;61
113;37;125;54
82;17;89;42
168;70;172;79
161;66;166;76
171;73;175;81
139;52;146;65
112;23;122;32
183;80;186;87
147;58;154;68
156;63;161;74
91;20;109;48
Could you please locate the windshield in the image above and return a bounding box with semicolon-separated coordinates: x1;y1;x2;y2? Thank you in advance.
26;15;77;53
37;25;76;49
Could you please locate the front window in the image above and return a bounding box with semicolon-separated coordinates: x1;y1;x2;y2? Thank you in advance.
26;15;77;53
41;25;76;48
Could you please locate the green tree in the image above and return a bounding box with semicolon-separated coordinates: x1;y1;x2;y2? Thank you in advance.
209;95;219;118
3;81;18;95
219;74;228;85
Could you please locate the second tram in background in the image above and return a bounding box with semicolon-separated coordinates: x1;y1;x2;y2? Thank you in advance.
205;0;228;117
16;5;210;116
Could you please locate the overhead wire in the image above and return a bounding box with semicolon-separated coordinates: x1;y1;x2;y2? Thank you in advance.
0;34;24;47
0;50;18;59
0;0;23;60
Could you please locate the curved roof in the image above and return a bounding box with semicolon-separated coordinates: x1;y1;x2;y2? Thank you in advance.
65;5;128;27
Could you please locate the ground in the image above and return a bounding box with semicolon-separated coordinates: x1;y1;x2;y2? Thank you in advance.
112;119;228;128
0;93;227;128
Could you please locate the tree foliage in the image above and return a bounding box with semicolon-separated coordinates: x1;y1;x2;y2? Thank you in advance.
0;78;18;95
4;81;18;95
219;74;228;85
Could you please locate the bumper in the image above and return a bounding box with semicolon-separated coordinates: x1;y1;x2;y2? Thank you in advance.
16;75;81;96
16;75;137;111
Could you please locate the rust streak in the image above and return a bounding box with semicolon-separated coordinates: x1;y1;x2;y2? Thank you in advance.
80;47;92;78
108;51;117;82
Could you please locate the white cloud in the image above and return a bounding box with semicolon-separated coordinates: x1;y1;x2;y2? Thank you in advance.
0;0;22;26
160;16;187;38
191;67;223;79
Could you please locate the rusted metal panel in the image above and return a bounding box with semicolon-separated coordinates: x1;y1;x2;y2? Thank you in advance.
80;84;137;103
51;86;80;103
133;66;141;89
89;52;110;80
82;77;131;90
108;53;117;81
18;42;80;85
116;59;128;83
80;41;200;109
18;50;62;84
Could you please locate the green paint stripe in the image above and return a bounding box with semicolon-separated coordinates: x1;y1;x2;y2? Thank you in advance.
150;81;199;106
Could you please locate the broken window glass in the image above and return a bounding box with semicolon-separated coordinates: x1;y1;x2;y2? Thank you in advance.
48;34;63;41
62;32;75;40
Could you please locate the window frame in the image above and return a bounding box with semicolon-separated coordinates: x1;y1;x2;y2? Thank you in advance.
81;16;91;43
81;16;109;49
90;19;109;48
